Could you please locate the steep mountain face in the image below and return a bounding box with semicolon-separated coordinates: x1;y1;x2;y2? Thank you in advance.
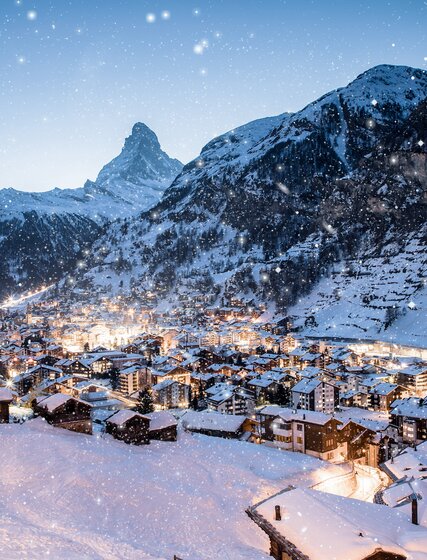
0;124;182;300
77;65;427;343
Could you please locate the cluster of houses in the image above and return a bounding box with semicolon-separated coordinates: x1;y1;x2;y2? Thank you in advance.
0;304;427;461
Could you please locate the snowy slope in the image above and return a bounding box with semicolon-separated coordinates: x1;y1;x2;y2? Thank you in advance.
73;65;427;343
0;419;340;560
290;227;427;347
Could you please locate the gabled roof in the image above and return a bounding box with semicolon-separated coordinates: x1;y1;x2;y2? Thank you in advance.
37;394;91;413
277;408;335;426
106;409;149;426
292;377;321;394
181;410;247;433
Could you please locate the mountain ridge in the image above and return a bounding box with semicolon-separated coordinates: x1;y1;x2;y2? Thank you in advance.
0;123;183;299
67;64;427;343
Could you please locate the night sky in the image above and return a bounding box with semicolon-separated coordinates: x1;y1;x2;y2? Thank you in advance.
1;0;426;191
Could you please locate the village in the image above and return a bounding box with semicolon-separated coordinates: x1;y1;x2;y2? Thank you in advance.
1;294;427;560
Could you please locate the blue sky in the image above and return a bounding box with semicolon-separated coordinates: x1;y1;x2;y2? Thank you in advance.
1;0;426;191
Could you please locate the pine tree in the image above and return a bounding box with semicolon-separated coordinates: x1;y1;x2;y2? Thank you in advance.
136;388;154;414
109;367;120;390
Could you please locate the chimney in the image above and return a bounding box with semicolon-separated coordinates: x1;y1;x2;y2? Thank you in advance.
275;505;281;521
412;497;418;525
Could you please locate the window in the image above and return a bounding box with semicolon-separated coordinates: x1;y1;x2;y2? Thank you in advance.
275;435;292;443
297;424;303;431
296;437;303;444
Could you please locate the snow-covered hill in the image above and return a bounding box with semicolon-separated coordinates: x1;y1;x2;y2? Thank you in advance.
0;419;340;560
74;64;426;343
0;123;182;299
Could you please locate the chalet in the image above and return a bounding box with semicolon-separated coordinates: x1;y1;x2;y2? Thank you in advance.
299;351;326;369
340;389;367;408
0;387;13;423
270;409;347;462
395;365;427;396
181;410;254;440
291;378;339;414
288;347;309;368
196;349;224;369
247;486;426;560
390;397;427;443
152;379;189;409
58;358;92;377
206;383;255;415
118;365;144;395
14;364;62;395
257;405;293;439
208;363;240;377
35;394;92;434
338;419;380;467
246;377;280;405
85;354;114;374
34;354;59;367
369;383;406;412
150;365;191;386
330;347;361;366
145;411;178;441
105;409;150;445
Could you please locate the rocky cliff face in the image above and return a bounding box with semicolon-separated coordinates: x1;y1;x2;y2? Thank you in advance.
75;65;426;341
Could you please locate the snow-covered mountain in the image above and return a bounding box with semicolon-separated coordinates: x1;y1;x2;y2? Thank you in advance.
76;64;427;343
0;123;182;299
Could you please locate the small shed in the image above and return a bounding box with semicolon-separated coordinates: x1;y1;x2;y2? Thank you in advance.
105;409;150;445
145;411;178;442
0;388;13;424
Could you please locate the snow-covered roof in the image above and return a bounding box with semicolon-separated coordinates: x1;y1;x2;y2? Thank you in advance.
258;405;291;417
106;409;148;426
369;382;399;395
181;411;247;433
292;377;321;394
145;411;177;431
247;377;275;388
37;394;90;413
152;378;178;391
253;486;427;560
0;388;13;402
391;398;427;420
398;365;427;377
278;409;334;426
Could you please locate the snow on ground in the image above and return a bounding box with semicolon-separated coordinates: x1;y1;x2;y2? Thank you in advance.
0;419;341;560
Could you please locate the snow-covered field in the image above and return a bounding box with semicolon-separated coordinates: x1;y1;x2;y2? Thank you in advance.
0;419;342;560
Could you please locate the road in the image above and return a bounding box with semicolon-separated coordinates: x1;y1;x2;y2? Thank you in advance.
349;464;387;502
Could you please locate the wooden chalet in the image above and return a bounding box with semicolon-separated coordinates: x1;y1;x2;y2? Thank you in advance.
105;410;150;445
35;394;92;434
0;387;13;423
181;410;255;440
145;411;178;441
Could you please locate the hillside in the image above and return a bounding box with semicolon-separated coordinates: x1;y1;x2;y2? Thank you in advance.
0;419;340;560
